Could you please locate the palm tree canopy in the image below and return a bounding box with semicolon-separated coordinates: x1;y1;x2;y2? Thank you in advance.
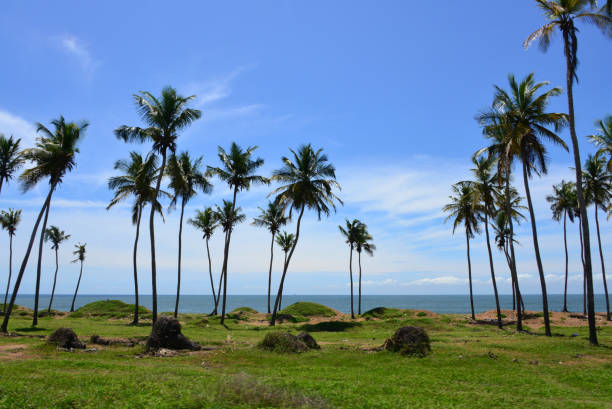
582;154;612;209
72;243;86;263
468;154;500;218
0;134;25;189
443;181;480;238
0;208;21;236
166;151;212;208
275;230;296;253
270;144;343;219
355;223;376;256
188;207;217;240
587;115;612;172
44;225;71;250
20;116;88;191
338;218;363;247
547;180;578;222
213;200;246;233
207;142;268;193
252;201;287;234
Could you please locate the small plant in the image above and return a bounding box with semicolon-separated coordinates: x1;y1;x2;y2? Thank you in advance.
416;312;427;317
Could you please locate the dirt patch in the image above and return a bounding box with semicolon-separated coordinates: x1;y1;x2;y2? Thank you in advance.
0;344;28;360
474;310;611;329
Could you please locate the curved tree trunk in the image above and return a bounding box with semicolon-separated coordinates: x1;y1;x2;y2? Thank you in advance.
48;248;59;313
212;263;223;315
149;149;167;323
595;206;610;320
220;188;238;325
267;232;275;314
505;164;522;331
279;252;287;310
563;211;569;312
579;217;586;315
131;206;142;325
206;237;217;311
349;244;354;319
3;234;13;313
70;261;83;312
33;202;51;326
466;229;475;321
174;198;186;318
522;159;551;336
358;250;363;315
484;212;502;329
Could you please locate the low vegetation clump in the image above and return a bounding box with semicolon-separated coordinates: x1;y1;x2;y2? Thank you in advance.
300;321;361;332
362;307;406;319
383;326;431;357
280;302;337;317
70;300;151;319
47;327;85;349
232;306;258;314
258;331;311;353
297;332;320;349
145;316;201;351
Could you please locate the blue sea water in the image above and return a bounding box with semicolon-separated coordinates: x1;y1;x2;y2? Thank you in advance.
11;293;610;314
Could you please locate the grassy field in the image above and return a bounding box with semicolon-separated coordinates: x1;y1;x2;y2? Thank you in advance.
0;302;611;409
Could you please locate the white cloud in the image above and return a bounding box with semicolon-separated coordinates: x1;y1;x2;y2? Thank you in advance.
0;109;36;146
407;276;468;286
58;34;98;76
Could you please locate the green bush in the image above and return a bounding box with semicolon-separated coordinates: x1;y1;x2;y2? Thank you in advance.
416;312;427;317
258;332;308;353
279;302;336;317
71;300;150;319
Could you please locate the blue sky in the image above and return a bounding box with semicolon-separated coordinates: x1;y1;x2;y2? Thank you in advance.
0;1;610;296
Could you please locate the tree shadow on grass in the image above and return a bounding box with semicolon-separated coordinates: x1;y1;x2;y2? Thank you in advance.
15;327;48;333
299;321;361;332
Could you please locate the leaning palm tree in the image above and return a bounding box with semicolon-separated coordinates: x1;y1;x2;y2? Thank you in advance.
70;243;86;312
0;135;24;194
525;0;612;345
107;152;165;324
115;87;201;322
166;152;212;318
0;209;21;313
354;223;375;315
188;208;219;313
587;115;612;172
1;116;87;332
443;181;480;321
583;154;612;320
207;143;267;324
338;219;362;319
43;226;70;313
269;144;343;326
546;180;577;312
252;201;287;313
275;230;295;310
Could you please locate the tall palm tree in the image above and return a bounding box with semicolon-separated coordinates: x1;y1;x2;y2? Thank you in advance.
588;115;612;172
107;152;165;324
252;201;287;313
166;152;212;318
115;87;201;322
0;135;24;194
1;116;87;332
0;209;21;313
275;231;295;311
338;219;362;319
468;154;503;328
269;145;342;325
525;0;612;345
583;154;612;320
70;243;86;312
354;222;375;315
546;180;577;312
43;226;70;313
207;143;267;324
443;181;480;321
188;207;219;313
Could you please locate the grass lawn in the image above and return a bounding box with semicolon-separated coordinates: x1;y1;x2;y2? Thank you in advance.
0;303;611;408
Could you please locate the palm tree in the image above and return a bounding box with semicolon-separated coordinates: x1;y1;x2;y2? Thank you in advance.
588;115;612;172
583;154;612;320
468;154;503;329
188;208;219;313
115;87;201;323
43;226;70;313
0;209;21;313
275;231;295;310
338;219;362;319
546;180;577;312
443;181;480;320
269;145;342;325
354;222;375;315
107;152;165;324
0;135;24;194
525;0;612;346
1;116;87;332
252;201;287;313
166;152;212;318
207;143;267;324
70;243;86;312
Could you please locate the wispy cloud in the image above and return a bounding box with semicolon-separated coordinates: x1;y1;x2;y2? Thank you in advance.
0;109;36;146
58;34;98;76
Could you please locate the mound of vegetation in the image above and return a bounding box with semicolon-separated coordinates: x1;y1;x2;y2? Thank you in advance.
146;316;200;351
383;326;431;357
279;302;336;318
300;321;361;332
0;304;33;317
258;331;319;353
362;307;406;319
297;332;320;349
70;300;150;319
48;328;86;349
232;306;258;314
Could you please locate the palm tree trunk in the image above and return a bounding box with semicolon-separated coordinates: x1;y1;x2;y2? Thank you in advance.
358;250;362;315
206;237;217;310
131;205;142;325
267;232;275;314
466;229;475;321
595;205;610;320
521;160;551;336
349;244;354;319
563;29;597;345
279;253;287;310
3;234;13;313
48;248;59;313
270;204;305;326
33;202;51;326
563;211;569;312
505;163;522;331
212;263;223;315
220;187;238;325
174;197;185;318
149;149;167;323
579;217;586;314
484;212;502;328
70;261;83;312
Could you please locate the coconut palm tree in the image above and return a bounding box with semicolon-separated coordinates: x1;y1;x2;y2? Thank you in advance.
188;208;219;313
588;115;612;172
43;226;70;313
525;0;612;346
115;87;201;323
443;181;480;320
546;180;577;312
252;201;287;313
0;135;24;194
354;223;375;315
275;231;295;310
1;116;87;332
107;152;166;324
269;144;342;326
70;243;86;312
0;209;21;313
166;152;212;318
207;143;267;324
339;219;362;319
583;154;612;320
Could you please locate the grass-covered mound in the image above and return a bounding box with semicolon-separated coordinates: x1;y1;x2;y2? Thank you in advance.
258;331;309;353
0;304;33;317
232;306;258;314
70;300;150;319
279;302;336;318
362;307;411;319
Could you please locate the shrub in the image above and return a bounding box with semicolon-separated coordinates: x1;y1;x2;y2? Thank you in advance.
416;311;427;317
231;306;258;313
48;328;86;349
383;326;431;357
146;316;200;351
279;302;336;317
258;332;308;353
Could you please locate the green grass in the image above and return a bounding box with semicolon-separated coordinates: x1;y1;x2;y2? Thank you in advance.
69;300;151;319
279;302;337;317
0;304;611;408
